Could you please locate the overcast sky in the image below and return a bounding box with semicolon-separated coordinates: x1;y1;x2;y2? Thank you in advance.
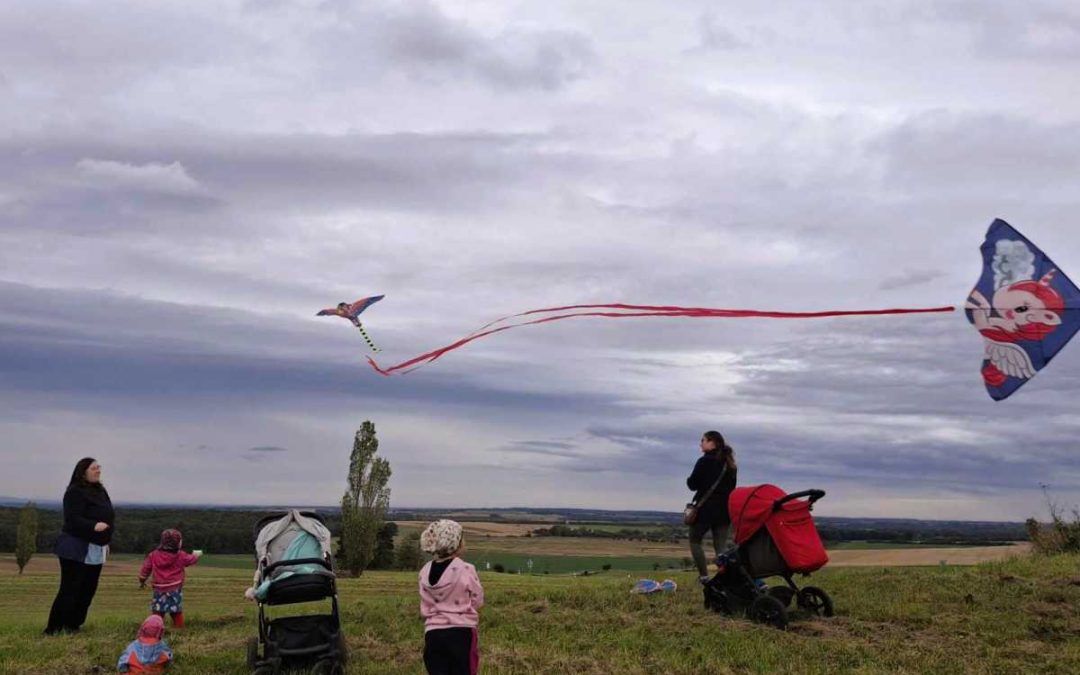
3;0;1080;520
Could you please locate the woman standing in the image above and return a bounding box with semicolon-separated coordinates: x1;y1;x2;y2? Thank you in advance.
44;457;114;635
686;431;737;584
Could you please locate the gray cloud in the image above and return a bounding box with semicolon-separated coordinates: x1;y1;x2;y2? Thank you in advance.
691;12;750;52
915;1;1080;61
2;0;1079;519
879;269;949;291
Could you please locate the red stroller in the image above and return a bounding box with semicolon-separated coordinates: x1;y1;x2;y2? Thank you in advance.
703;485;833;629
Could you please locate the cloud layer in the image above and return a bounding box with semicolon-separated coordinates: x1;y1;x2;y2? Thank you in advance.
3;0;1079;520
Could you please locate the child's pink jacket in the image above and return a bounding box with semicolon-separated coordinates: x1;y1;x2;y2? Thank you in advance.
418;557;484;631
139;550;199;592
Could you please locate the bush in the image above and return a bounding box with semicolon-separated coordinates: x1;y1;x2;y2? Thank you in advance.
394;532;423;570
1027;488;1080;555
493;563;505;573
601;564;611;571
1026;514;1080;554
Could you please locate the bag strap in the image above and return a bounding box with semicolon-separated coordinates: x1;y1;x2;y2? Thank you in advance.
693;463;729;507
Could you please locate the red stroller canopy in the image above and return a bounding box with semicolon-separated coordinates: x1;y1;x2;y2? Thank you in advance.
730;484;786;545
729;484;829;575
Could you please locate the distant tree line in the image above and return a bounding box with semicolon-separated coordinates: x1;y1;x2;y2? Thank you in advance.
0;507;342;555
0;506;429;572
531;522;1028;546
1;507;1030;556
816;523;1027;546
531;524;684;543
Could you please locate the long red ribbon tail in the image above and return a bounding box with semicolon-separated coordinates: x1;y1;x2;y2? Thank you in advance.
367;304;955;376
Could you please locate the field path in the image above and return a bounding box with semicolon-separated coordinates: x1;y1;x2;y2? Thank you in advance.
826;542;1030;566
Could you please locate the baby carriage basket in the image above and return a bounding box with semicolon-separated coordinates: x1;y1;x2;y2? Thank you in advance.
703;485;833;629
247;510;346;675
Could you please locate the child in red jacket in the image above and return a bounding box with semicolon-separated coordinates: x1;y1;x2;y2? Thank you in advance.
138;529;201;628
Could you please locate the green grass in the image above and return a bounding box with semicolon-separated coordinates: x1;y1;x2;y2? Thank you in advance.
1;553;1078;674
466;551;687;574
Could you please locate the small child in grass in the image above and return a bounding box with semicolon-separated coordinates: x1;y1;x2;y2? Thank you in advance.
138;529;201;628
418;519;484;675
117;614;172;673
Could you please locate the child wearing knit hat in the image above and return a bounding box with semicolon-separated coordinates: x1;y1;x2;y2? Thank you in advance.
116;614;173;673
138;529;201;628
418;520;484;675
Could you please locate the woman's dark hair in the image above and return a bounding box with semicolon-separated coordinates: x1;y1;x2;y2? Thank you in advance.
703;430;737;471
68;457;99;488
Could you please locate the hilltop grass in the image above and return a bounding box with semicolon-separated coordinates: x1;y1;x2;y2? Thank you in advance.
111;552;689;574
0;553;1077;674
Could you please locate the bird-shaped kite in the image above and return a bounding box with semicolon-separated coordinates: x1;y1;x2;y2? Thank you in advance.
317;295;384;352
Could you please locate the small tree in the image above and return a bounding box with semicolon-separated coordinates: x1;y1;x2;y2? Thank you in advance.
340;421;392;575
394;531;423;570
370;522;398;570
16;502;39;574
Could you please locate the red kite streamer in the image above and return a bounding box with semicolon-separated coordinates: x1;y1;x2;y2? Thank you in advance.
366;302;955;376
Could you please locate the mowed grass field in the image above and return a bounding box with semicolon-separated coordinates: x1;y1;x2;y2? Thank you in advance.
1;549;1078;674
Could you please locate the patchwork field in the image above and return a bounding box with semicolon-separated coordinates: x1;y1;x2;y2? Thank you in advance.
1;551;1077;674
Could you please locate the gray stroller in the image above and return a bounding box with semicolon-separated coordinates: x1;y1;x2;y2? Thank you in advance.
246;510;346;675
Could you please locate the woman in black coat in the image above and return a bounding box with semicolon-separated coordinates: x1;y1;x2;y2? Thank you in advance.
44;457;114;635
686;430;737;582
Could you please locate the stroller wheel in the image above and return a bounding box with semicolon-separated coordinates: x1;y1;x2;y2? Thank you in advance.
312;658;345;675
337;631;348;664
748;595;788;629
246;637;259;670
767;586;795;608
797;586;834;617
703;587;728;614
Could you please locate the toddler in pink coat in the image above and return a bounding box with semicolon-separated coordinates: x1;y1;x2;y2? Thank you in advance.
418;520;484;675
138;529;201;628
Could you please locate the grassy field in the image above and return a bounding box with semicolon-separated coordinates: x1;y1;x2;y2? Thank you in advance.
1;551;1077;674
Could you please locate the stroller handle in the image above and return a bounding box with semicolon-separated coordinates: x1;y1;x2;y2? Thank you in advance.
773;489;825;511
263;556;332;576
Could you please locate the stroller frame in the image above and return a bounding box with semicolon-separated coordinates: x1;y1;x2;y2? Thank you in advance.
247;511;346;675
704;488;834;629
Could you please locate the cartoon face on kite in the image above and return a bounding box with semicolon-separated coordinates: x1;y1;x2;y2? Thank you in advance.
966;220;1080;400
967;271;1063;341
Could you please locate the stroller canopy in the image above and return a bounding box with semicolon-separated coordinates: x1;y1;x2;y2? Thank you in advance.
729;484;828;575
249;510;335;603
730;484;786;545
255;510;333;563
